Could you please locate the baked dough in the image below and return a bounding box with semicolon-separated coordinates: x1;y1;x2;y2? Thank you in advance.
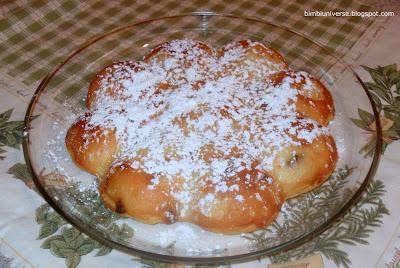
269;70;334;126
66;39;337;234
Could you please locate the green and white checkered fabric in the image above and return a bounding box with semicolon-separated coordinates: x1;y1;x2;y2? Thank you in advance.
0;0;374;98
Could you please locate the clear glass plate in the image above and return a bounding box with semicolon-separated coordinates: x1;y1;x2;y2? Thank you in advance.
23;12;381;263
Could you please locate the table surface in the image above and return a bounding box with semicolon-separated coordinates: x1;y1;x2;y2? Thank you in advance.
0;1;399;267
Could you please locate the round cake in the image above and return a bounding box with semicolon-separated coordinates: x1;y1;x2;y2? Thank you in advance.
66;39;338;234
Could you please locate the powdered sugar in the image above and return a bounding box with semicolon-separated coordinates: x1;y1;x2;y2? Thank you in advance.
198;193;216;217
157;224;198;247
235;195;244;203
78;39;329;216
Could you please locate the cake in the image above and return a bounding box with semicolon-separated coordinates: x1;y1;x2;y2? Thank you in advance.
65;39;338;234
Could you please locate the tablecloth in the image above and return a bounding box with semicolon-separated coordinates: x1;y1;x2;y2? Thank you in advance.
0;1;399;267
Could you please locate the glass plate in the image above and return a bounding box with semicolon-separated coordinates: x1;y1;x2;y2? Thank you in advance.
23;12;381;263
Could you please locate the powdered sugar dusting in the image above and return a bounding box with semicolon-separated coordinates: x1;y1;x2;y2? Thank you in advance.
78;39;329;217
158;224;198;247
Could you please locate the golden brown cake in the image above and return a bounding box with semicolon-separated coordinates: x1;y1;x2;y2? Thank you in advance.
66;39;337;234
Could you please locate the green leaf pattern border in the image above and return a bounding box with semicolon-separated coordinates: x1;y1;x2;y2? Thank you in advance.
0;109;25;160
0;64;397;267
35;203;133;267
351;64;400;156
243;167;388;268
